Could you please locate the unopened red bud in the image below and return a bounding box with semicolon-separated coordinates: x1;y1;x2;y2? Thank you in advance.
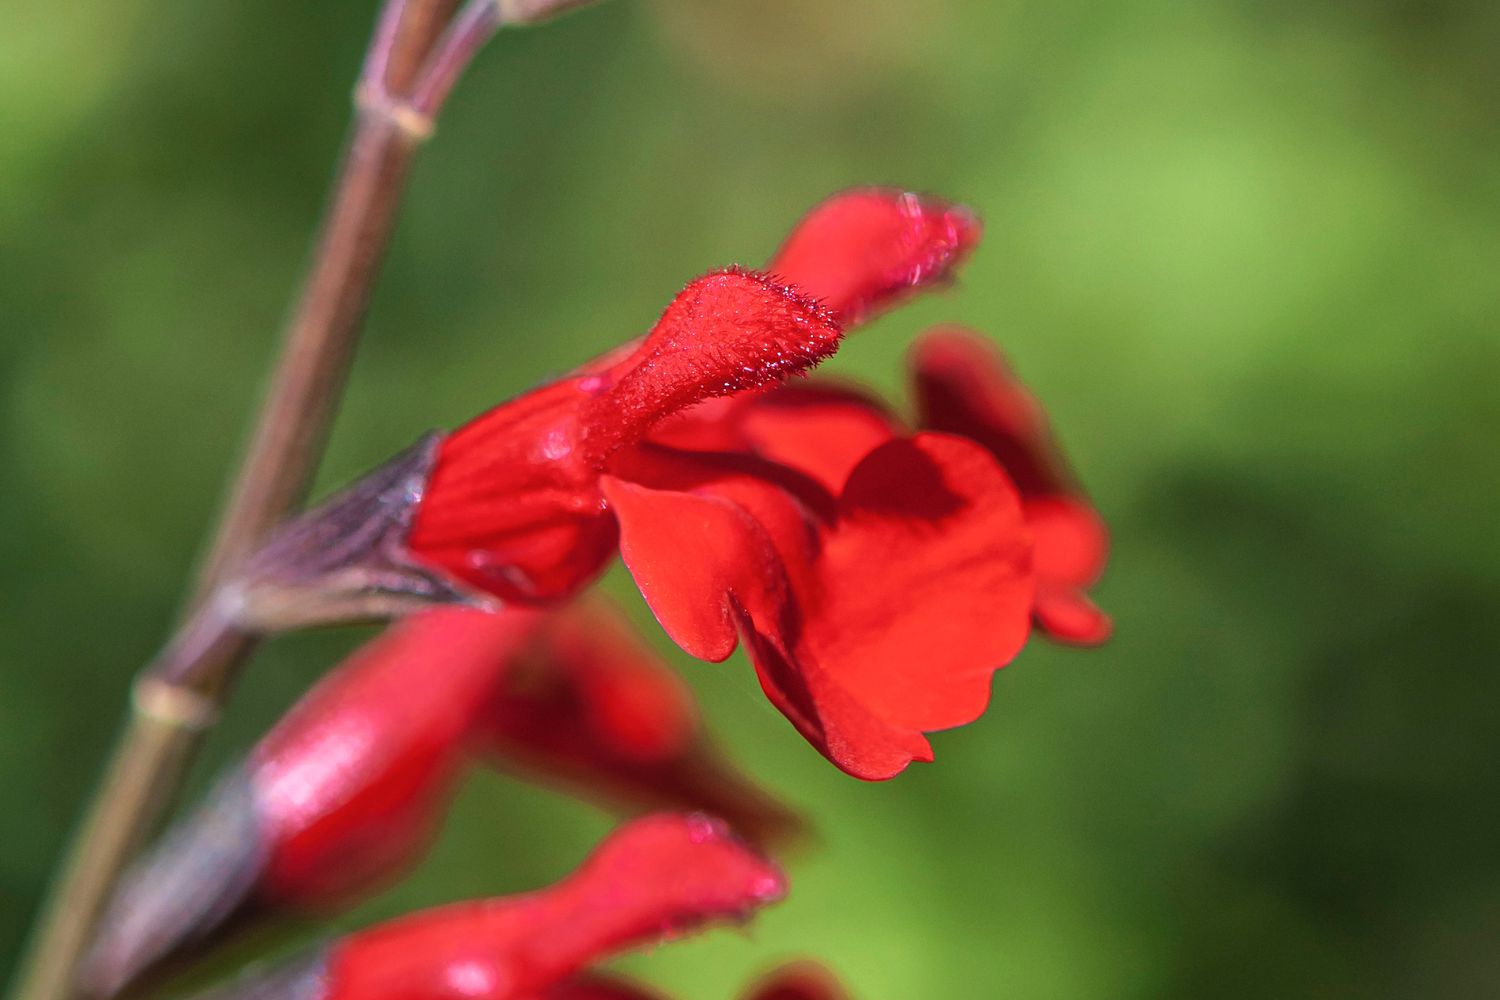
82;608;544;997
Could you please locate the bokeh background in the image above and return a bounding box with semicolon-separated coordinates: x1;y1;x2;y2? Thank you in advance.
3;0;1498;996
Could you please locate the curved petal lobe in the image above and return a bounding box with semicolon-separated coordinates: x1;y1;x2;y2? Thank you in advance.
768;188;981;325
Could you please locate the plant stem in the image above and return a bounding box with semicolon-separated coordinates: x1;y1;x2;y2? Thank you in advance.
8;3;465;998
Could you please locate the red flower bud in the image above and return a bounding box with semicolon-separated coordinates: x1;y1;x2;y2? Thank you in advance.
911;327;1112;645
252;609;548;904
83;608;545;996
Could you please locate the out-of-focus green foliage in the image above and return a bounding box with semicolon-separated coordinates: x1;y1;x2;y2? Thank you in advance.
2;0;1497;996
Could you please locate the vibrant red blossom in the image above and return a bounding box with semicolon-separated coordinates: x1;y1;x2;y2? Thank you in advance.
911;326;1112;644
393;189;1076;779
768;188;981;324
321;814;785;1000
404;189;981;604
406;268;842;602
474;599;806;849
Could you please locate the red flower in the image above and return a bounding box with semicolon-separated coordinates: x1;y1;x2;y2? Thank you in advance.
85;607;797;996
473;598;806;849
910;326;1111;645
195;814;784;1000
395;188;1097;780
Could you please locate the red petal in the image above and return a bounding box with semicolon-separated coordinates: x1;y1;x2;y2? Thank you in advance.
1027;497;1113;644
912;327;1112;645
474;599;806;849
730;383;903;495
256;607;545;905
603;447;824;663
323;814;785;1000
808;435;1031;731
742;963;852;1000
643;381;900;498
581;268;843;464
606;435;1033;780
767;189;980;325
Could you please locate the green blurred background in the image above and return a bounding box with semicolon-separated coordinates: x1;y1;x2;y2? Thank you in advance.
3;0;1498;996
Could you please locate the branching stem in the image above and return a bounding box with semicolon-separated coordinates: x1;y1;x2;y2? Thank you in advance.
3;1;507;997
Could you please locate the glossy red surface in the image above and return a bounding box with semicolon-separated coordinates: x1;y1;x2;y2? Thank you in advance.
254;606;544;905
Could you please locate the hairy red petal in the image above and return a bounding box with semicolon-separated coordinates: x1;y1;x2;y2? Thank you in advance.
255;607;545;905
768;188;980;325
323;814;785;1000
581;268;843;463
743;963;852;1000
911;327;1111;645
606;435;1033;780
474;600;806;849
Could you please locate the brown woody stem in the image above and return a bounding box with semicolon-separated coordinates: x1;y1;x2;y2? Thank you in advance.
7;1;482;998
